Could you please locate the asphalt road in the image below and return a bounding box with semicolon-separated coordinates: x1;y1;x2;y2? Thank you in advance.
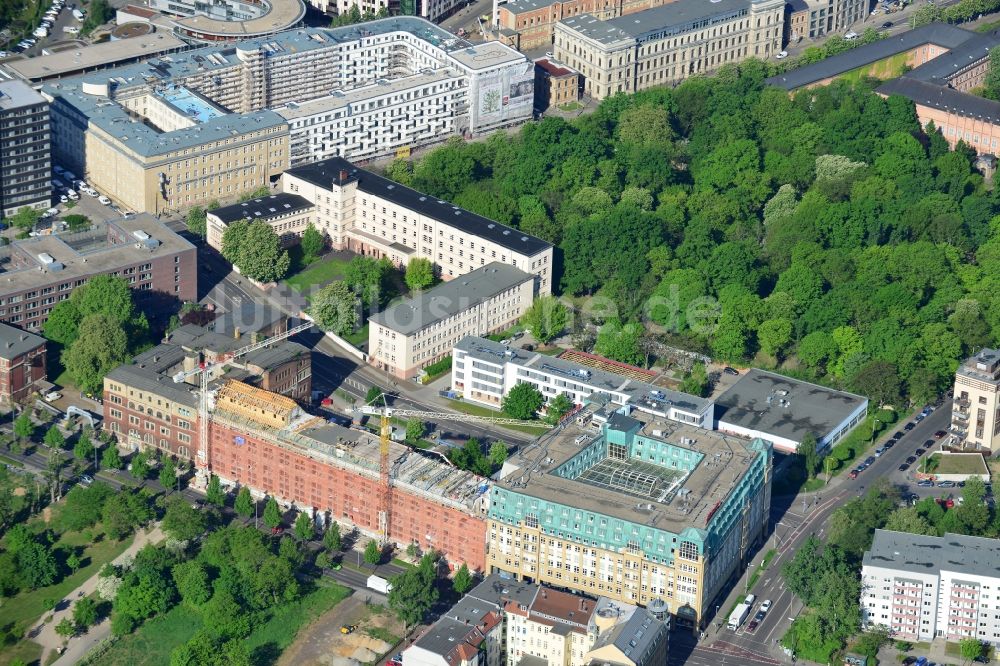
704;403;953;663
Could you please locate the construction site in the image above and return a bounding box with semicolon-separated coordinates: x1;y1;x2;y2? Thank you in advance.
205;380;491;568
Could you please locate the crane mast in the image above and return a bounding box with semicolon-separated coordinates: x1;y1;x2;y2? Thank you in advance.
173;321;313;480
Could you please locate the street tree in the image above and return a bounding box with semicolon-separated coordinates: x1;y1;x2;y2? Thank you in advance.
300;223;324;264
130;451;150;480
388;553;439;633
206;474;225;506
234;487;254;518
365;386;385;405
502;382;544;420
323;522;342;551
263;496;281;529
364;539;382;565
799;433;820;479
404;257;436;292
73;597;99;629
452;563;473;595
55;617;76;639
101;445;122;470
44;425;65;449
404;418;425;443
520;296;568;345
43;300;82;347
488;441;508;467
294;512;314;541
63;314;129;395
73;433;94;461
309;281;358;336
159;456;177;491
162;496;207;541
679;362;710;397
186;206;206;237
13;413;34;446
960;637;984;663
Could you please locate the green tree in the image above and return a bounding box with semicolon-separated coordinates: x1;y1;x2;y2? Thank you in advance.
545;393;574;424
503;382;544;420
55;617;76;639
799;433;820;479
221;219;248;265
13;412;34;446
594;319;644;366
232;220;291;283
18;542;58;589
130;451;150;480
300;223;324;264
366;386;385;405
63;314;129;395
521;296;568;345
488;441;508;467
960;637;984;663
73;433;94;461
309;281;358;336
67;552;81;572
263;497;281;529
61;482;113;531
404;257;436;292
158;456;177;491
850;360;902;408
234;486;254;518
71;275;135;326
758;318;794;360
452;563;473;595
162;496;207;541
186;206;206;237
388;553;439;631
364;539;382;565
323;522;342;551
206;474;225;507
43;300;82;346
102;489;153;540
172;560;211;608
7;206;41;233
44;425;65;449
344;256;393;308
679;362;710;397
101;445;122;470
404;418;425;443
984;46;1000;100
73;597;99;629
294;512;314;541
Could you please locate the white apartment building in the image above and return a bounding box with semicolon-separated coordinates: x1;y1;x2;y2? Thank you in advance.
205;193;314;250
504;586;597;666
553;0;784;100
369;263;535;379
862;530;1000;646
332;0;466;23
281;157;554;291
452;336;715;428
951;348;1000;453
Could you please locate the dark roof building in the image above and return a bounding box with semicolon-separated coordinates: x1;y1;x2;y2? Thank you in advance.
585;608;669;666
714;369;868;453
209;193;314;224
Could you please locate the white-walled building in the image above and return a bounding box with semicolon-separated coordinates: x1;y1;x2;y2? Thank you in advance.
951;348;1000;453
369;263;535;379
280;158;554;291
714;369;868;454
862;530;1000;646
452;336;715;428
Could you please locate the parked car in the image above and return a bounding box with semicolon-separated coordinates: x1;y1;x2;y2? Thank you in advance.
63;26;79;33
849;469;860;479
938;481;956;488
883;440;895;449
906;456;918;464
915;448;926;456
923;439;935;447
898;463;909;471
746;619;759;632
79;474;93;485
44;391;61;401
917;479;934;487
904;422;916;431
760;599;772;614
881;20;892;27
864;456;876;466
915;414;925;423
723;367;739;376
270;526;284;535
775;50;788;59
875;447;886;456
893;431;905;439
845;30;859;39
98;195;111;205
934;430;947;439
67;190;79;200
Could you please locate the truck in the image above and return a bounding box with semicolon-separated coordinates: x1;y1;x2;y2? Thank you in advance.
727;602;752;631
367;574;392;595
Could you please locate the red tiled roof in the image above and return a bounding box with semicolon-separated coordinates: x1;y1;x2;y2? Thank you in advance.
121;4;158;17
536;58;573;77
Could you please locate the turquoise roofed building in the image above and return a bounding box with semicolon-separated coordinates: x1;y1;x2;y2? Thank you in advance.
486;404;772;632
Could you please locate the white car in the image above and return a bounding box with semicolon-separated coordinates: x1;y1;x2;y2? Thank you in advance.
0;51;9;58
43;207;59;217
98;195;111;205
82;187;98;197
44;391;62;402
67;190;79;200
63;26;79;33
844;31;859;40
59;194;68;203
760;599;772;614
775;50;788;59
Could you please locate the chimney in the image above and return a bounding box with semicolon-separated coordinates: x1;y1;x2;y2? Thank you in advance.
19;334;26;341
339;169;348;182
234;326;241;340
580;598;587;611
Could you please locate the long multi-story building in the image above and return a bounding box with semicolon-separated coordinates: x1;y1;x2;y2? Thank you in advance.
42;19;534;214
0;80;52;218
0;323;47;404
279;157;554;291
208;379;490;568
452;336;715;429
950;348;1000;453
369;263;536;379
553;0;784;99
862;530;1000;646
487;405;772;630
492;0;670;51
786;0;867;40
0;214;196;333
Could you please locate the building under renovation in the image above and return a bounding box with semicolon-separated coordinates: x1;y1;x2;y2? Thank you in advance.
207;380;490;569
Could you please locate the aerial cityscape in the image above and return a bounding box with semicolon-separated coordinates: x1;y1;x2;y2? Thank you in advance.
0;0;999;662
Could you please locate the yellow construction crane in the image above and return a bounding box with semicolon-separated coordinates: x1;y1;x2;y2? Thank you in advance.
358;402;553;545
172;321;313;480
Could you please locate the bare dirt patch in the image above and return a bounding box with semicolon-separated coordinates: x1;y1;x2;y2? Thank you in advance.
278;595;405;666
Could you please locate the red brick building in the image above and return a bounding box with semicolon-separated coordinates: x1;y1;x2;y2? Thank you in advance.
534;59;580;111
0;323;46;403
208;380;489;569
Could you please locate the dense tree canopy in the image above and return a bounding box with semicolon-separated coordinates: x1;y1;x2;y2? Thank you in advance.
385;67;999;397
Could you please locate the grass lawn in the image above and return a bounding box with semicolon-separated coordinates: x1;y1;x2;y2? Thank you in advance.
928;453;989;475
285;256;351;292
365;626;401;646
0;453;23;468
0;639;43;666
558;102;582;112
445;400;550;436
342;323;369;347
91;604;201;666
0;531;135;633
245;580;350;658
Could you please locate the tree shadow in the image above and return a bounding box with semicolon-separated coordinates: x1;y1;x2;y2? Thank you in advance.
250;641;281;666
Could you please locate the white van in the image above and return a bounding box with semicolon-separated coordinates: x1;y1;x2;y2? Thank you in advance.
72;8;85;20
33;27;48;38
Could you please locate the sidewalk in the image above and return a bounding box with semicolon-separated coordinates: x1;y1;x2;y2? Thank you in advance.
29;524;165;666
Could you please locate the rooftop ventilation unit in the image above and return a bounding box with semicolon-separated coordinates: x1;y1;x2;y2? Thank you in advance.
540;363;591;380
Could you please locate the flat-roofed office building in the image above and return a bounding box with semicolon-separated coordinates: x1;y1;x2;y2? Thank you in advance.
0;80;51;217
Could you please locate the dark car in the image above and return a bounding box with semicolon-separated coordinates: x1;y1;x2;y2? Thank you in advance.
864;456;876;466
918;479;934;487
723;367;739;376
904;422;916;431
915;448;926;456
746;620;759;633
893;431;905;439
881;20;892;27
934;430;947;439
938;480;956;488
754;610;766;622
898;463;910;471
884;440;895;449
924;439;935;447
906;456;918;464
